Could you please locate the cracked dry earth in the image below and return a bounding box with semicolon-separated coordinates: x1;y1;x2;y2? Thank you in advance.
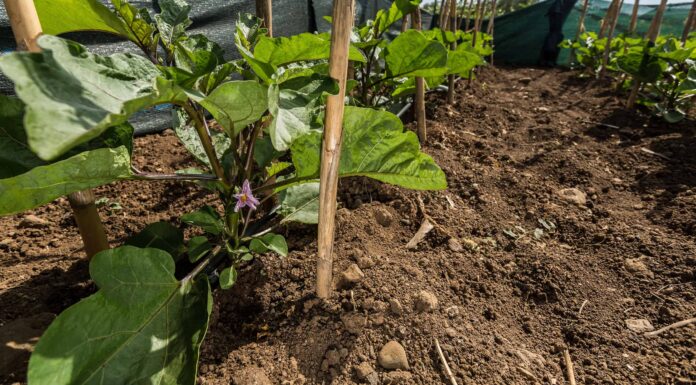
1;66;695;385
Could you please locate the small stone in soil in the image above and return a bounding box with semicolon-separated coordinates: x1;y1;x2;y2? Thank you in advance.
557;188;587;206
337;263;365;289
624;257;654;279
389;298;404;315
357;256;376;269
19;214;49;228
378;340;409;370
374;206;394;227
448;238;463;252
625;319;654;333
355;362;379;385
383;370;413;384
341;313;367;335
414;290;439;313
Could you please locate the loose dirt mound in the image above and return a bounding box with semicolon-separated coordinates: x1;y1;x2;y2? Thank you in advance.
1;67;695;385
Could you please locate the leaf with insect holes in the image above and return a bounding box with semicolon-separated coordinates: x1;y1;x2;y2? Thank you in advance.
249;233;288;257
27;246;211;385
181;206;225;235
219;266;238;289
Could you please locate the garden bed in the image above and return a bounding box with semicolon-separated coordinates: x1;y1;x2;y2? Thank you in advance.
1;66;695;385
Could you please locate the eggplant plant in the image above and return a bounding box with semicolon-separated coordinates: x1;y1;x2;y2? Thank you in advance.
0;0;447;384
347;0;487;108
615;35;696;122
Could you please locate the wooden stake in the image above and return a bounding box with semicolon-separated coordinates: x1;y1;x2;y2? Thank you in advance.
486;0;498;35
599;0;619;38
447;0;458;104
401;13;409;32
628;0;640;34
627;0;668;108
316;0;354;299
600;0;624;77
413;7;427;143
465;0;477;31
256;0;273;37
439;0;449;27
563;349;577;385
3;0;109;259
682;0;696;44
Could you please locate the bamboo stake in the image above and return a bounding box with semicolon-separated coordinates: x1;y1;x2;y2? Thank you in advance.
465;0;477;31
256;0;273;37
628;0;640;34
4;0;109;258
599;0;619;38
316;0;354;299
627;0;668;108
447;0;458;104
486;0;498;35
439;0;449;27
469;0;485;86
401;13;409;32
600;0;624;77
682;0;696;44
413;7;427;143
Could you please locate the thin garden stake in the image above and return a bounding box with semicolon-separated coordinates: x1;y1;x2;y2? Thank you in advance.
316;0;354;299
447;0;458;104
413;7;427;143
465;0;476;30
469;0;485;86
682;0;696;44
3;0;109;258
571;0;591;63
598;0;618;38
629;0;640;34
627;0;668;108
256;0;273;37
486;0;498;35
600;0;624;77
439;0;448;27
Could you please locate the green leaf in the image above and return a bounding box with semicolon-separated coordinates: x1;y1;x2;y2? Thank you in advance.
447;45;484;76
291;107;447;190
0;146;132;216
374;0;420;37
174;34;224;75
0;96;45;179
617;51;666;83
266;161;292;177
187;236;212;263
385;30;449;78
268;73;339;151
253;136;283;168
249;233;288;257
155;0;192;49
0;35;192;160
219;266;238;289
278;182;320;224
27;246;211;385
110;0;159;52
253;33;366;67
181;206;225;235
173;109;230;170
34;0;133;39
125;222;185;259
198;81;269;137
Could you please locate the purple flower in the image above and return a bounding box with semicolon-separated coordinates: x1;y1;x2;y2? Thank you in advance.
234;180;260;212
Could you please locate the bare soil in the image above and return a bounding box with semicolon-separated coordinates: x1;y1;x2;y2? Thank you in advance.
1;67;695;385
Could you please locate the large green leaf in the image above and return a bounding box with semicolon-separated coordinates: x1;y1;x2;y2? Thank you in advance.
0;146;132;216
617;51;666;83
0;96;45;179
0;35;191;160
27;246;212;385
447;45;484;76
253;33;366;67
291;107;447;190
181;206;225;235
110;0;159;52
198;81;268;136
278;182;320;224
385;30;448;78
268;74;338;151
125;222;186;260
34;0;133;39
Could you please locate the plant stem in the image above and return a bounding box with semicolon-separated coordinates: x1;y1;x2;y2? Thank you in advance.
132;168;219;182
253;175;316;194
183;245;223;283
182;103;229;186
